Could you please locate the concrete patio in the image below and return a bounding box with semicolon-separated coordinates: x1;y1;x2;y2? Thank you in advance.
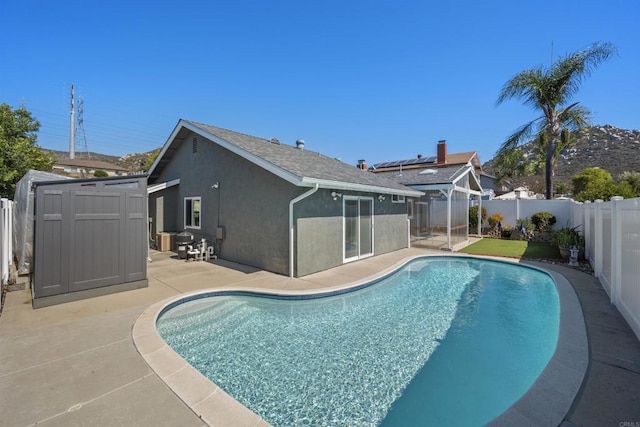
1;248;639;426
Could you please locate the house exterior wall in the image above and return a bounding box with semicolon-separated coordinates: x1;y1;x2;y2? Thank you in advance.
149;131;301;275
294;190;409;277
150;130;412;277
149;187;178;237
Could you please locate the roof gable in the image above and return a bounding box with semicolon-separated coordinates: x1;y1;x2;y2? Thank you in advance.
148;120;422;197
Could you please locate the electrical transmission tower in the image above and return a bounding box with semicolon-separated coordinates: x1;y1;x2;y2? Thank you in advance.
76;97;91;160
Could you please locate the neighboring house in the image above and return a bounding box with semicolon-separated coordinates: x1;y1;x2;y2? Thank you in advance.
478;172;502;199
494;186;542;200
369;140;483;250
147;119;423;277
52;158;129;177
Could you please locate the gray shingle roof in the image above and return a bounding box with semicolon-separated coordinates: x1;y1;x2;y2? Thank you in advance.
178;120;422;196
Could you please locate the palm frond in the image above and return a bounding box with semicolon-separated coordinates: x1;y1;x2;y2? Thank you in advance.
559;104;591;131
496;68;546;110
497;117;543;154
551;42;618;103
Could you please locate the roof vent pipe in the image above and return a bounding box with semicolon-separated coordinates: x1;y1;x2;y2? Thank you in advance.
296;139;305;150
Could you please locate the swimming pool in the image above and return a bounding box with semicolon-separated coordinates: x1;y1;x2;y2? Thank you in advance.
156;257;560;426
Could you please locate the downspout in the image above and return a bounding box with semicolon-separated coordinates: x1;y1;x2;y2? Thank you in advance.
477;196;482;237
289;184;319;278
446;188;453;250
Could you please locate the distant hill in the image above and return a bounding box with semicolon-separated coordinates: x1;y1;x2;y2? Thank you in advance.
47;149;160;173
483;124;640;193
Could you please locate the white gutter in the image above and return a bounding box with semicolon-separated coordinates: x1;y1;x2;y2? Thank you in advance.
299;177;423;197
289;184;319;278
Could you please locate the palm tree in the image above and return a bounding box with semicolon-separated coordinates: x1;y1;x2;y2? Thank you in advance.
496;42;617;199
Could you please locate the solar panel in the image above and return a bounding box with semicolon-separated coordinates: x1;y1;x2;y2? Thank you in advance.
373;155;437;169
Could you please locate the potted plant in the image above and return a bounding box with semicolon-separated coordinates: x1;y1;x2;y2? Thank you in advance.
552;226;584;259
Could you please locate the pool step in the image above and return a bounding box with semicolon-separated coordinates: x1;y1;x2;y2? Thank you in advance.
158;298;256;348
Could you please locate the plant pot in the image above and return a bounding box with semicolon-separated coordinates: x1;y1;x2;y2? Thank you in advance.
559;246;571;259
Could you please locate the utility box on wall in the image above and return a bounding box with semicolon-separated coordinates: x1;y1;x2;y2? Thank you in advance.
32;175;148;308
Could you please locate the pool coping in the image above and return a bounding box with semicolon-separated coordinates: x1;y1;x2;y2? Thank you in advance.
132;254;588;427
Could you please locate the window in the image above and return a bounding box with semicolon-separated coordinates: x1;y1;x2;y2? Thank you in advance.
184;197;201;229
392;194;405;203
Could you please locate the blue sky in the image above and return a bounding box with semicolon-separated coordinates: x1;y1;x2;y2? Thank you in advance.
1;0;637;166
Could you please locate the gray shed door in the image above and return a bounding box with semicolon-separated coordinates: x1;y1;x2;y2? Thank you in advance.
34;179;147;298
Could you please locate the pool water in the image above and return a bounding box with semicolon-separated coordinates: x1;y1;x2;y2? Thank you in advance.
157;257;559;426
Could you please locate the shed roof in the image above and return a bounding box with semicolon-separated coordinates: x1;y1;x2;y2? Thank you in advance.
375;164;482;191
53;158;128;172
149;120;423;197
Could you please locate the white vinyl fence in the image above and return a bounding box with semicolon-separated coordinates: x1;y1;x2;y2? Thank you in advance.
481;196;640;341
1;198;13;286
482;198;571;229
572;198;640;340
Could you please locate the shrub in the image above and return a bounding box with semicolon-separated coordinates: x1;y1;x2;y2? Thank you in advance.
515;218;535;233
552;226;584;248
531;211;556;231
488;212;504;229
469;206;487;229
93;169;109;177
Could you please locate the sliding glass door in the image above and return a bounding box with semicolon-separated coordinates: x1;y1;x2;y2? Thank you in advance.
344;197;373;262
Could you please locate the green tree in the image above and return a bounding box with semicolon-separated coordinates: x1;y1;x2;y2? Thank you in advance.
555;182;569;195
143;148;161;172
572;167;635;201
93;169;109;177
491;145;537;187
496;42;617;199
617;171;640;196
572;167;612;194
0;104;55;197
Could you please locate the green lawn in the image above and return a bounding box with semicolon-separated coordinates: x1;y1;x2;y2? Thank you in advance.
460;238;562;259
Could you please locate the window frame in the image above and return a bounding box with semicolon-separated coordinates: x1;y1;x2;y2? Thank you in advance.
184;196;201;230
392;194;406;203
407;198;414;219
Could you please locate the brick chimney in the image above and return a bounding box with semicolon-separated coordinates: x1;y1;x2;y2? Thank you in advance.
357;159;367;170
437;140;447;164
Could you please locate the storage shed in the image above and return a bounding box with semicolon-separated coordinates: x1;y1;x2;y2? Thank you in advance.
32;175;148;307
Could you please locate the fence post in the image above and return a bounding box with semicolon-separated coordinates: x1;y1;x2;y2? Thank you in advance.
594;199;604;286
611;196;624;305
583;201;591;262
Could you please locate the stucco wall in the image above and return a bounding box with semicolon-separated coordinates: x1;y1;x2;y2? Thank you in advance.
149;131;301;275
295;190;409;277
150;130;411;277
295;190;343;277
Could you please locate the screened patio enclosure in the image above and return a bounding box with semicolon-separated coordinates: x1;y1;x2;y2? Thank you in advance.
404;166;483;251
